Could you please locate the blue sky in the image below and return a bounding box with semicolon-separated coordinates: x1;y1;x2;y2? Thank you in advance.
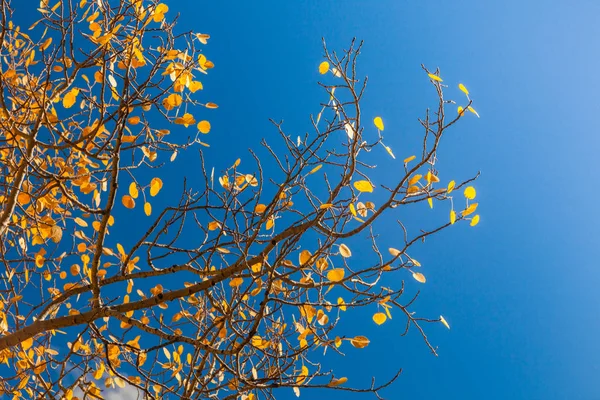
168;1;600;399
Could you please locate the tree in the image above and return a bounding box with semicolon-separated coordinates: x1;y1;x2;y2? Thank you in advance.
0;1;480;399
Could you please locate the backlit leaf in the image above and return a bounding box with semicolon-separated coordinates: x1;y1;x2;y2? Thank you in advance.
458;83;469;95
404;155;416;164
350;335;370;348
353;180;373;193
440;315;451;329
373;116;384;131
309;165;322;175
299;250;312;267
297;365;309;385
412;272;426;283
197;120;211;133
129;182;138;199
150;177;163;197
208;221;221;231
122;195;135;209
254;204;266;214
62;88;79;108
327;268;345;282
144;202;152;216
328;377;348;387
373;312;387;325
464;186;476;200
467;106;480;118
389;248;401;257
339;244;351;258
450;210;456;224
318;61;329;75
470;215;480;226
463;203;478;216
427;73;443;82
447;180;455;193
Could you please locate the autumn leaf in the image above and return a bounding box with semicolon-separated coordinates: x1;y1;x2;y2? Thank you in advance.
328;377;348;387
150;178;163;197
458;83;469;96
62;88;79;109
412;272;426;283
327;268;345;282
353;180;374;193
440;315;451;329
427;73;443;82
464;186;476;200
350;336;370;348
470;215;480;226
318;61;329;74
339;244;352;258
373;312;387;325
122;195;135;209
197;120;211;133
373;116;384;131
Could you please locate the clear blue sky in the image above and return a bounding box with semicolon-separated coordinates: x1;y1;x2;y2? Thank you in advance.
169;1;600;399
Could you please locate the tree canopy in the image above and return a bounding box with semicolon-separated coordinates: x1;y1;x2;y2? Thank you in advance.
0;1;480;399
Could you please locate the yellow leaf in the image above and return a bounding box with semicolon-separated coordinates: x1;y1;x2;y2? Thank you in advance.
328;377;348;387
353;180;373;193
427;197;433;209
320;203;333;209
150;177;163;197
428;73;443;82
458;83;469;96
144;202;152;216
408;174;422;186
412;272;426;283
337;297;346;311
205;102;219;109
316;257;328;271
327;268;345;282
265;216;274;230
229;277;243;288
189;80;203;92
128;116;140;125
339;244;351;258
254;204;266;214
373;116;384;131
464;186;476;200
440;315;451;329
373;312;387;325
384;145;395;159
21;337;33;351
299;250;312;266
463;203;478;216
350;335;370;348
129;182;138;199
450;210;456;224
349;203;357;217
122;195;135;209
197;120;211;133
458;106;465;116
467;106;480;118
297;365;309;385
309;164;322;174
470;215;480;226
403;155;416;164
74;217;88;227
174;113;196;127
447;180;455;193
62;88;79;109
208;221;221;231
318;61;329;75
389;248;401;257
